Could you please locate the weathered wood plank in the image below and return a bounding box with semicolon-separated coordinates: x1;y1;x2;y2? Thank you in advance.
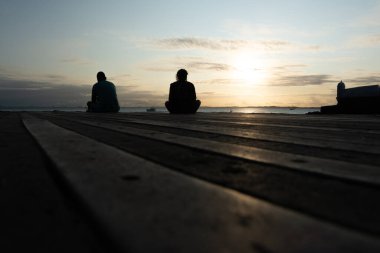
67;112;380;140
125;114;380;145
22;114;380;253
196;118;380;136
119;112;380;130
171;118;380;146
0;112;107;252
46;115;380;186
54;112;380;155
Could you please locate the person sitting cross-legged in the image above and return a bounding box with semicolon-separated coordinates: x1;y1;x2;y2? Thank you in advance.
165;69;201;114
87;71;120;113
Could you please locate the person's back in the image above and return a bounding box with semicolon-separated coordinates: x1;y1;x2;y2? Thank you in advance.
87;72;120;113
165;69;201;114
169;80;196;104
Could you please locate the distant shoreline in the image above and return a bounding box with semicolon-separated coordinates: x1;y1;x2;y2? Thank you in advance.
0;106;319;114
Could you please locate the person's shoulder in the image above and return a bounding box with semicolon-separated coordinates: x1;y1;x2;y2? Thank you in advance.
99;80;115;87
186;81;195;87
170;81;179;87
105;81;116;90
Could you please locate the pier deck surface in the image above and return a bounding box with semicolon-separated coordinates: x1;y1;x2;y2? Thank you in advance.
2;111;380;252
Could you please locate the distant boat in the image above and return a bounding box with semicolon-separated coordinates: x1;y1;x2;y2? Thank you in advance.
146;107;156;112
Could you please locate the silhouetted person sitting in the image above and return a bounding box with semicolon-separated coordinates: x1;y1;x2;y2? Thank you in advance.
87;71;120;113
165;69;201;114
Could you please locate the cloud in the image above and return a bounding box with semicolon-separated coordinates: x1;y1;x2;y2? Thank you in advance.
155;37;248;51
259;40;292;50
270;70;380;87
306;45;322;51
363;34;380;46
43;74;68;82
345;75;380;85
0;77;90;107
273;64;308;71
153;37;296;52
0;67;73;85
143;66;175;72
187;62;232;71
150;36;323;53
117;89;166;107
200;78;243;85
198;92;216;96
0;75;164;107
142;57;233;73
0;76;65;90
271;74;335;86
349;34;380;48
60;57;94;65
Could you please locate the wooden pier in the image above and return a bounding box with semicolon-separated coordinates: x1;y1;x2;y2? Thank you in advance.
1;111;380;252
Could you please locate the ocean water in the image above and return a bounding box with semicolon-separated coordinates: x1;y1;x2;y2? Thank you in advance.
1;106;319;114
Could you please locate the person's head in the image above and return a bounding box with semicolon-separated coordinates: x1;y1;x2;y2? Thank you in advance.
176;69;188;82
97;71;107;82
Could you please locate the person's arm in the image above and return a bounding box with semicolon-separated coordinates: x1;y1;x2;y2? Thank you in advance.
112;84;120;107
91;84;97;103
190;83;196;101
169;83;174;101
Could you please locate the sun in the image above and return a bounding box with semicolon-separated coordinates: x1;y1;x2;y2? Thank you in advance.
231;53;267;84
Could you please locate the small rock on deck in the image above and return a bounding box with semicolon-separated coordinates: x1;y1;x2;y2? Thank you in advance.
8;111;380;252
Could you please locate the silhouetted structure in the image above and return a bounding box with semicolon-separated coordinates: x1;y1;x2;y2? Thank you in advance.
165;69;201;114
87;72;120;113
321;81;380;114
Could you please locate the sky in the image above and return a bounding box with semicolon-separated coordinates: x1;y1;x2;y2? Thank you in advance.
0;0;380;107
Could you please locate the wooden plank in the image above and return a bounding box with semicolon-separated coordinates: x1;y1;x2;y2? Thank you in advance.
194;112;380;123
123;114;380;145
54;113;380;155
0;112;107;252
196;118;380;135
80;112;380;138
47;115;380;186
184;119;380;146
22;114;380;252
115;112;380;130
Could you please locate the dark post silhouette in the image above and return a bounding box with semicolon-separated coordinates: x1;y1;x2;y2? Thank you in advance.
165;69;201;114
87;71;120;113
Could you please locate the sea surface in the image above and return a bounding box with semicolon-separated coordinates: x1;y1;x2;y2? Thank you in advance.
1;106;319;114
